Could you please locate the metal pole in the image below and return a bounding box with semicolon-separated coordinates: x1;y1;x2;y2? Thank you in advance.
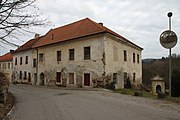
169;48;171;97
168;13;172;97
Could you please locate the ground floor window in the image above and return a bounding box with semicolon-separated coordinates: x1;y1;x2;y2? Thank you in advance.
19;71;22;79
69;73;74;84
56;72;61;83
84;73;90;86
28;73;31;82
113;73;117;84
133;73;136;83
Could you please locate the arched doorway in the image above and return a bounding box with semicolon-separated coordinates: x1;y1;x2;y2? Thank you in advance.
40;73;45;86
156;85;161;93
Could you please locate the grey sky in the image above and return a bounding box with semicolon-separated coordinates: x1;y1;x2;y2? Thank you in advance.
1;0;180;59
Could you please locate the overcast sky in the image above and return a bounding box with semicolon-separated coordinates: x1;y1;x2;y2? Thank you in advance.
1;0;180;59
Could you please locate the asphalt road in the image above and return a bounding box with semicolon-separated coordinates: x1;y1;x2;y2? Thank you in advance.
9;85;180;120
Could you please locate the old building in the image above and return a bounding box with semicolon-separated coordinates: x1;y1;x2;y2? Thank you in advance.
12;34;41;85
0;51;13;83
31;18;143;88
11;18;143;89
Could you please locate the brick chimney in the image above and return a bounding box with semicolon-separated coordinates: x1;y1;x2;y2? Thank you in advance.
10;50;14;53
34;34;40;39
98;22;103;26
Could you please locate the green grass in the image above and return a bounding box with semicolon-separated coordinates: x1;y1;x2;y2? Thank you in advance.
113;88;180;103
114;88;156;98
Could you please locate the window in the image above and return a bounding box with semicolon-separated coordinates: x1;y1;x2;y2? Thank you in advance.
15;58;17;65
137;54;140;63
28;73;31;82
124;50;127;61
56;72;61;83
57;51;61;61
84;73;90;86
19;71;22;79
133;53;135;63
33;59;36;67
113;73;117;84
124;72;128;88
69;73;74;84
3;63;6;69
84;47;90;60
20;57;22;65
69;49;74;60
25;56;28;64
24;71;27;80
8;63;10;69
133;73;136;83
39;53;44;62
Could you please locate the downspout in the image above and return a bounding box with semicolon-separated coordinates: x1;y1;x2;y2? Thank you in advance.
36;48;38;85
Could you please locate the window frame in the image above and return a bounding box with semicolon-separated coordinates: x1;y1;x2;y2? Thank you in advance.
57;51;61;61
39;53;44;62
133;53;135;63
20;57;22;65
124;50;127;61
69;49;74;60
84;46;91;60
25;56;28;64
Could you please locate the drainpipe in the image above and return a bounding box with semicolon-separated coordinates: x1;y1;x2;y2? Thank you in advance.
36;48;38;85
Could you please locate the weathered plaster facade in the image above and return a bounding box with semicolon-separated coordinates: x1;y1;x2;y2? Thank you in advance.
36;33;142;89
13;49;37;84
36;34;105;88
0;61;13;83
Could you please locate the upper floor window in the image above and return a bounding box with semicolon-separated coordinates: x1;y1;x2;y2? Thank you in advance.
39;53;44;62
133;53;135;63
25;56;28;64
69;49;74;60
57;51;61;61
33;59;36;67
20;57;22;65
8;63;10;69
15;58;17;65
3;63;6;69
84;47;90;60
124;50;127;61
137;54;140;63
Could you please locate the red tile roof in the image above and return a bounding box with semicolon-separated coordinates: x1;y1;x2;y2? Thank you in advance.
0;52;13;62
33;18;142;49
13;36;42;53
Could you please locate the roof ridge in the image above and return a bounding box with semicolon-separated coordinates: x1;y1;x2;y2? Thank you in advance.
86;18;107;32
52;18;90;31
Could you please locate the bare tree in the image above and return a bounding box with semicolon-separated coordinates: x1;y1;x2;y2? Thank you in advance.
0;0;47;47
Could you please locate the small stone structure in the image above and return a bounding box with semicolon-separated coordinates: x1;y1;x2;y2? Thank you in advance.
151;75;165;95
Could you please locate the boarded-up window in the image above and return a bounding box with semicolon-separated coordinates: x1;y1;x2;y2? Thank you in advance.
69;73;74;84
124;50;127;61
84;47;90;60
57;51;61;61
39;53;44;62
113;46;118;61
69;49;74;60
84;73;90;86
56;72;61;83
